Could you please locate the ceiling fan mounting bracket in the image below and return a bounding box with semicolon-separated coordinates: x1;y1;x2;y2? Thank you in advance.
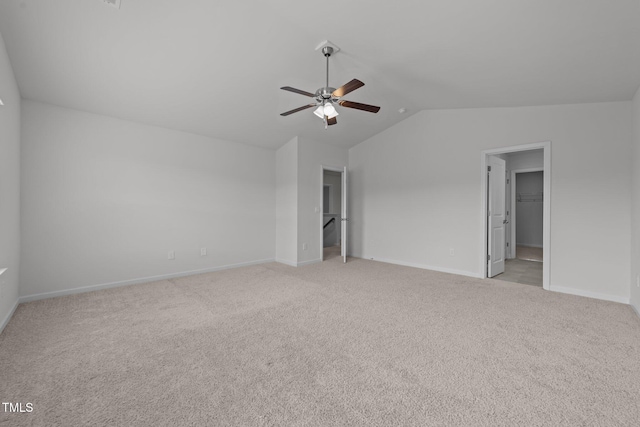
315;40;340;54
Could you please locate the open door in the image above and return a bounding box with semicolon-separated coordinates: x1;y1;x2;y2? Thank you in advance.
341;166;348;263
488;156;506;277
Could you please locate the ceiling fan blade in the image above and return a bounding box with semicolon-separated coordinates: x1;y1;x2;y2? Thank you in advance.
281;86;315;97
332;79;364;98
280;104;316;116
338;100;380;113
326;116;337;126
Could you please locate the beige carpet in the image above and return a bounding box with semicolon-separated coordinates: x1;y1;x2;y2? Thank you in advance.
1;257;639;426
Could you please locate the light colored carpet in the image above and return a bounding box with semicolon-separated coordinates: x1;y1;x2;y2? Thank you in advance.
1;257;639;426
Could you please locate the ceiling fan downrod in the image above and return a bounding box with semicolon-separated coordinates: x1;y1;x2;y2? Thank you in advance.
323;46;333;90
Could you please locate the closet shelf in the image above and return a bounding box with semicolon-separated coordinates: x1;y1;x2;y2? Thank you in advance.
517;192;543;202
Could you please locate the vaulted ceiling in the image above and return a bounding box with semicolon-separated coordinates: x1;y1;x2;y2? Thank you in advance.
1;0;639;149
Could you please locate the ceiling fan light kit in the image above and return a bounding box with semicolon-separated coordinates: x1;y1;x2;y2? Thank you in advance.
280;44;380;128
314;101;338;119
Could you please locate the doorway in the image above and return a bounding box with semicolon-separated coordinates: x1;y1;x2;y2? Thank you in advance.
322;170;341;260
321;166;348;262
481;142;550;290
493;168;545;287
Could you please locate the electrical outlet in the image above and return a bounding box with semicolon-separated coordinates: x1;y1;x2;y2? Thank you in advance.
303;243;308;251
449;248;455;256
200;247;207;256
168;251;175;260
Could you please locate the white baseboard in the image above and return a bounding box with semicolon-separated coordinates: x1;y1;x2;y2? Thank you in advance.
297;258;322;267
549;285;630;304
0;300;19;335
631;302;640;319
276;258;322;267
359;255;483;279
19;258;275;303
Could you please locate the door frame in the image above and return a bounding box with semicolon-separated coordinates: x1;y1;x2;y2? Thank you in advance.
480;141;551;290
510;168;543;258
320;165;344;261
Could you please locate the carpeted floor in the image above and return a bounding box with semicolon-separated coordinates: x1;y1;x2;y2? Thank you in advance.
1;256;639;426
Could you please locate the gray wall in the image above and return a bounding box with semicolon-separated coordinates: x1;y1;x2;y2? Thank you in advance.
0;31;20;331
349;102;632;302
297;137;347;264
507;149;544;171
276;137;298;265
632;88;640;313
515;171;543;247
274;137;348;265
20;100;276;298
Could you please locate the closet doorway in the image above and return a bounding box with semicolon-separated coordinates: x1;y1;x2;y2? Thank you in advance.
481;142;550;290
493;168;545;287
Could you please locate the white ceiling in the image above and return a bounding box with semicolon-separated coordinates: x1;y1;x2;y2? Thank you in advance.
1;0;639;150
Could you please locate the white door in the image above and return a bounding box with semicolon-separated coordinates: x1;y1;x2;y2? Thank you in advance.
341;167;348;263
488;156;506;277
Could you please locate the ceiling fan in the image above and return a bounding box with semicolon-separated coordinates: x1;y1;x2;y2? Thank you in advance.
280;46;380;128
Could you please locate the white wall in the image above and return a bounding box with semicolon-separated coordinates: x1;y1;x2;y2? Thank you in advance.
276;137;298;266
507;149;544;170
632;88;640;313
349;102;632;302
297;137;348;265
0;31;20;331
20;100;275;298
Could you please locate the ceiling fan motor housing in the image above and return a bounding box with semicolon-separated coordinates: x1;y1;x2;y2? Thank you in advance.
315;87;337;102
